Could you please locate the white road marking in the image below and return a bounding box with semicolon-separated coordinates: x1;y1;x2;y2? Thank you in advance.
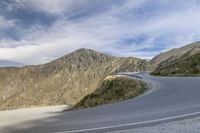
58;111;200;133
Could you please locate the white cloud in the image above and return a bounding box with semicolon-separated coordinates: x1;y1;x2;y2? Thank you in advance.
17;0;89;15
1;0;200;64
0;16;15;29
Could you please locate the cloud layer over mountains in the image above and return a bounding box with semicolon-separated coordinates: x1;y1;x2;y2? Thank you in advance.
0;0;200;64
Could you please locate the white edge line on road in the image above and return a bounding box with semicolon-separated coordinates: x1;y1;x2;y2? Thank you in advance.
134;79;158;99
57;111;200;133
57;75;162;133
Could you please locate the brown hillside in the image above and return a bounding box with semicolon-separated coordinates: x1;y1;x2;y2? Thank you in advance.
0;48;150;110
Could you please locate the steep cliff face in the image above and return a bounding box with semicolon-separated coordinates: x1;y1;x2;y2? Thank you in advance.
0;48;150;110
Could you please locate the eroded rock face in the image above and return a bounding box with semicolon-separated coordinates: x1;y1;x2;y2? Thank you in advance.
0;48;150;110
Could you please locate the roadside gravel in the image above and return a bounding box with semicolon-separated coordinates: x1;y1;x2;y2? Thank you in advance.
110;117;200;133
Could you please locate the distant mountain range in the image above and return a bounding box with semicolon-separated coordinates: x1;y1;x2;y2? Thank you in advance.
0;60;25;67
0;48;150;110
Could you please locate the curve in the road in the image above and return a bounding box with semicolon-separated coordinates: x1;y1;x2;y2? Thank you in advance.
2;73;200;133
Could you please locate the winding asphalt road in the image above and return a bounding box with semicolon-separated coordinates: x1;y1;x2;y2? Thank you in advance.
2;73;200;133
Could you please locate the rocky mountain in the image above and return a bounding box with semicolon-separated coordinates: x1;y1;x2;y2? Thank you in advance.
151;42;200;76
150;42;200;68
74;75;147;110
151;51;200;76
0;60;25;67
0;48;150;110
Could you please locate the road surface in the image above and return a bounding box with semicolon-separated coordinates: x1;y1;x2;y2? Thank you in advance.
111;116;200;133
1;73;200;133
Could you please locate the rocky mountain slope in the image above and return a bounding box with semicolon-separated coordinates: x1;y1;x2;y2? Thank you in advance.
151;42;200;76
73;75;147;110
0;48;150;110
151;52;200;76
150;42;200;68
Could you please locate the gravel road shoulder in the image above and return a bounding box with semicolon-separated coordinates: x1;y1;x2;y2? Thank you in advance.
110;117;200;133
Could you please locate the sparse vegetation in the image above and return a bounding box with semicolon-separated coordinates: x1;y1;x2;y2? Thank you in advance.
151;52;200;76
150;42;200;68
73;76;147;110
0;48;150;110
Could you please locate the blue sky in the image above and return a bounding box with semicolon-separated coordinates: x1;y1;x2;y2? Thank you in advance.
0;0;200;64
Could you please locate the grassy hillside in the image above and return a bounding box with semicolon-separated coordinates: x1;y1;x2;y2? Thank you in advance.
151;52;200;76
73;76;147;109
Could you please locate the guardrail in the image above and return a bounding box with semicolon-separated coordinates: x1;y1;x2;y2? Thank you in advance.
116;72;143;79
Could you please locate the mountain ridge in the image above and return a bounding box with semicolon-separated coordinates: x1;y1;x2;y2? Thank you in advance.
151;42;200;76
150;41;200;67
0;48;150;110
151;52;200;76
